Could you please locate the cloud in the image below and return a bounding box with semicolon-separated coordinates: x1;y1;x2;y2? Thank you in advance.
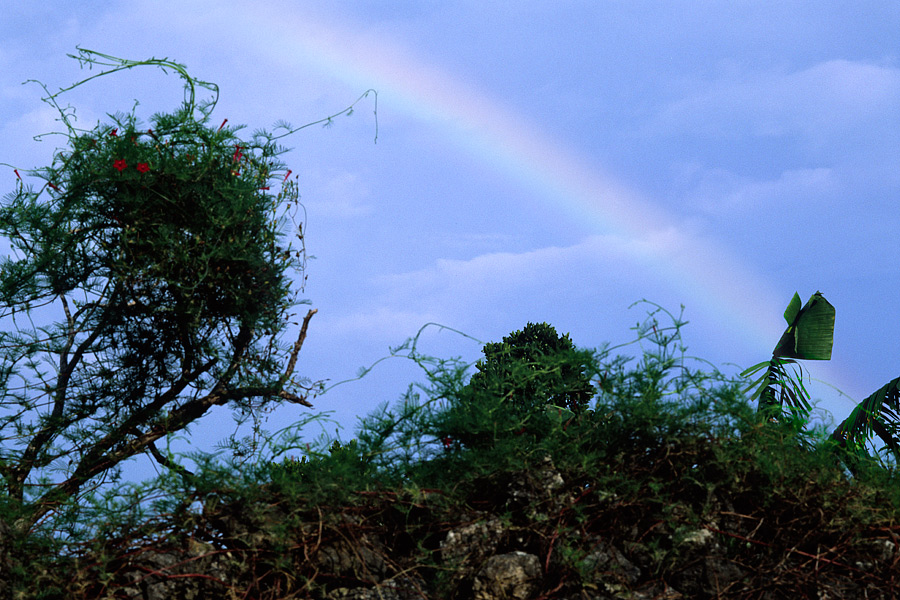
302;170;374;219
319;306;442;342
650;60;900;142
319;234;689;347
686;166;837;215
375;235;647;298
0;105;77;170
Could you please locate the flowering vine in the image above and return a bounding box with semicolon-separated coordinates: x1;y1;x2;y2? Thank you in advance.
0;46;380;554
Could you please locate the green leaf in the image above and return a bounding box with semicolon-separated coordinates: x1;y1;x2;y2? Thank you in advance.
740;360;772;379
783;292;802;325
545;403;575;422
832;375;900;463
773;291;835;360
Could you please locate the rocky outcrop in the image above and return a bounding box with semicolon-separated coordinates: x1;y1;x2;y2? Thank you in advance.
15;450;900;599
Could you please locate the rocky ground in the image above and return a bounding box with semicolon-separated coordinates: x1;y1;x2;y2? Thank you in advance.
14;437;900;600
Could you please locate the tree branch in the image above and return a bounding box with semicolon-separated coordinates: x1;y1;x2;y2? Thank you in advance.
26;356;218;528
281;309;317;386
145;438;195;479
28;316;315;528
9;290;118;501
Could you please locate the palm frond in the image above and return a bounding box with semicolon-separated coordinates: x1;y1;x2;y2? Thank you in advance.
832;376;900;461
746;292;834;420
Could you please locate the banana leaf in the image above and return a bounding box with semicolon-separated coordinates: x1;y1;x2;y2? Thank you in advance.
743;292;834;419
741;357;812;419
831;376;900;463
773;291;835;360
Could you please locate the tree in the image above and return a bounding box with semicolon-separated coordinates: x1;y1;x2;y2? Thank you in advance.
742;291;835;423
0;49;374;535
468;322;595;415
439;322;596;449
744;291;900;468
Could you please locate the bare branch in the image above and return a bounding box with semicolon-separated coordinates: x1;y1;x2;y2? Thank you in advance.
28;314;316;527
280;308;317;388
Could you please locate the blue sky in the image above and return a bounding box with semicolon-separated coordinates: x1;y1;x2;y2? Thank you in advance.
1;2;899;475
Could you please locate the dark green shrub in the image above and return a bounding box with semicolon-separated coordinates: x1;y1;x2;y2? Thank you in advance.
435;322;596;451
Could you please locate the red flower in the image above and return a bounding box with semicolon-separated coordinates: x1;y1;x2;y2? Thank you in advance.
283;169;292;182
113;159;127;171
218;118;228;131
442;436;453;450
136;163;150;173
109;128;118;137
14;169;20;180
48;183;59;191
232;145;243;163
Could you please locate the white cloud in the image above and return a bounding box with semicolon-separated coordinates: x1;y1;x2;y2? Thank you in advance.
319;234;687;347
651;60;900;141
687;166;837;215
302;170;374;219
319;306;441;342
0;106;72;170
375;235;644;299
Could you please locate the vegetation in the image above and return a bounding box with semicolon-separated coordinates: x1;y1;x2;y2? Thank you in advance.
3;51;900;598
8;304;900;598
429;321;596;452
743;291;900;469
0;50;375;551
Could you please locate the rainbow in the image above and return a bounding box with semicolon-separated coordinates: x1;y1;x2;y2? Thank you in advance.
222;4;863;407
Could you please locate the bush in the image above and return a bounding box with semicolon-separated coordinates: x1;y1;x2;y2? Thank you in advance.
433;322;597;452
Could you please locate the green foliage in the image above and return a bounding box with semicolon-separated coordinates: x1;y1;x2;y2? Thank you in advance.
268;439;374;501
832;376;900;467
342;302;748;489
12;300;900;598
746;290;900;468
774;291;835;360
0;49;377;537
469;322;595;413
435;322;596;451
742;291;835;421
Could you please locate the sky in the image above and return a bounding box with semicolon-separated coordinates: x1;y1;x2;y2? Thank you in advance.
1;2;898;477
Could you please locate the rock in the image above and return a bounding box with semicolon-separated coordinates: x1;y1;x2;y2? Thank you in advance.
669;527;746;597
441;517;505;565
327;575;425;600
505;455;570;518
580;539;642;593
473;551;542;600
116;540;234;600
854;539;897;571
316;537;388;582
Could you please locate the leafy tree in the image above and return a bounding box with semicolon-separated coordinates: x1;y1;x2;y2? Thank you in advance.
468;322;595;414
0;49;374;535
744;290;900;468
742;291;835;424
438;322;596;449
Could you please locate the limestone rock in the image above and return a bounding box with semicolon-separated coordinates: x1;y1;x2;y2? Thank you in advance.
473;551;542;600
